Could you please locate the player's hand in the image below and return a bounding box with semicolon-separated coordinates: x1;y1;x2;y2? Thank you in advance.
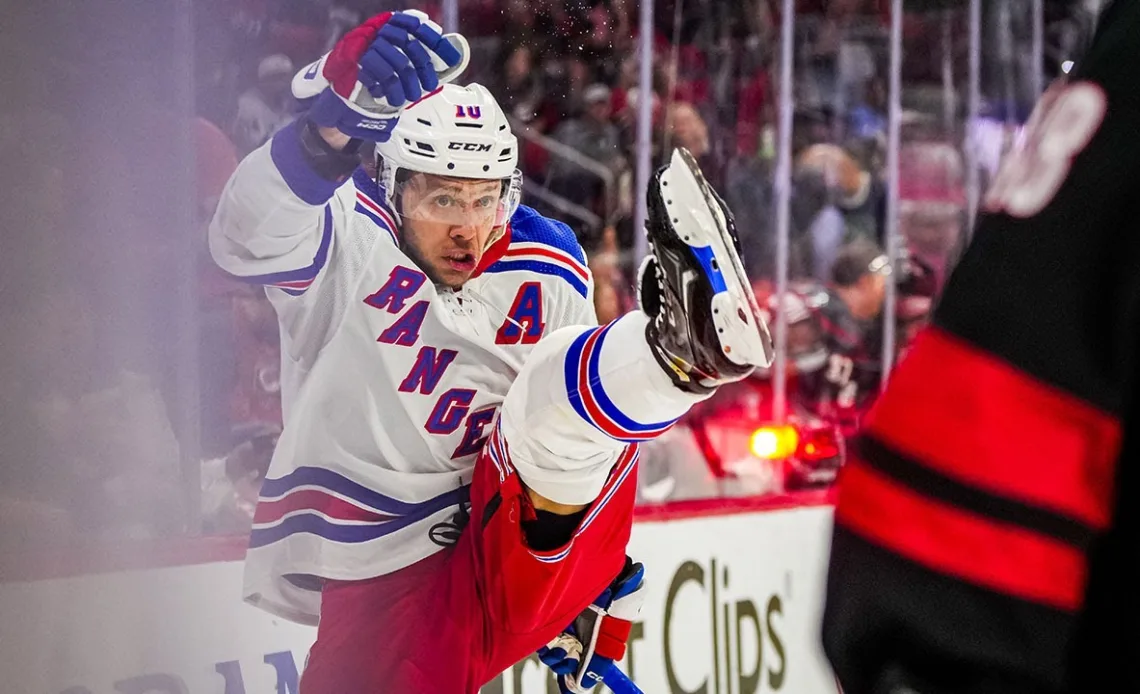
292;10;470;142
537;557;646;693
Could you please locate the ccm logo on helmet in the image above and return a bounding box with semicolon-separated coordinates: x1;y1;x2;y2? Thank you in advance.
448;142;494;152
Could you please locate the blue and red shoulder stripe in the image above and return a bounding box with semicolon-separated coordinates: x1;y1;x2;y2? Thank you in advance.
483;206;592;299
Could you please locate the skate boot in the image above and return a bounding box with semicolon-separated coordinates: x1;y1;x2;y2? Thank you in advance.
638;147;774;394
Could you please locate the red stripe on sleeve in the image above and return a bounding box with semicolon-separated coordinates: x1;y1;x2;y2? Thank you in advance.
253;490;394;525
504;246;590;280
473;224;512;277
835;457;1088;611
866;327;1120;531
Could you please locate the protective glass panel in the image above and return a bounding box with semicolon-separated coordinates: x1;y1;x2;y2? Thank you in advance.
0;1;1112;690
461;3;630;271
0;0;1103;557
1;2;200;555
629;0;796;501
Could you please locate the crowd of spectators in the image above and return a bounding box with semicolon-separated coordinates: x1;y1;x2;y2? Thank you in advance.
180;0;980;521
0;0;1077;549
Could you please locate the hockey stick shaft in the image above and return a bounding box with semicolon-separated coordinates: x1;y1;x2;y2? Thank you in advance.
601;668;643;694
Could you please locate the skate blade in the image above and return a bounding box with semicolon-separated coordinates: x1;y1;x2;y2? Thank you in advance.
658;148;774;368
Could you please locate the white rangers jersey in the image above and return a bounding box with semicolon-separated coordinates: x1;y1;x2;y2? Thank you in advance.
209;122;596;624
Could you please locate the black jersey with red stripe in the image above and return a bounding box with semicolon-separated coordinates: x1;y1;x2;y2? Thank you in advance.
822;2;1140;693
798;288;882;436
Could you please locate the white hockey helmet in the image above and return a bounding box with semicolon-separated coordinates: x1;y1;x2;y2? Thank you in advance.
377;83;521;248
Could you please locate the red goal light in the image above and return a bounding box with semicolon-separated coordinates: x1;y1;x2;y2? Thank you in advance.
749;425;799;460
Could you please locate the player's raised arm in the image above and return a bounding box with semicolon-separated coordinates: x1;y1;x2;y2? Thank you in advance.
823;4;1140;693
209;10;468;297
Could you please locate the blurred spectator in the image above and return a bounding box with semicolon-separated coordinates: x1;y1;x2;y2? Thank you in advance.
495;44;544;123
194;117;241;223
785;167;837;280
562;56;594;117
666;102;709;160
797;142;886;246
621;85;665;165
735;37;774;159
262;0;329;67
230;287;284;429
792;106;837;156
589;227;636;323
498;0;540;57
548;83;625;246
900;204;963;293
847;74;888;141
897;293;933;362
231;53;296;155
610;54;643;131
799;0;880;116
829;236;889;326
724;154;777;279
2;282;186;546
593;277;627;325
564;84;616;144
201;424;280;534
765;286;831;377
898;140;967;292
807;190;847;282
812;237;889;431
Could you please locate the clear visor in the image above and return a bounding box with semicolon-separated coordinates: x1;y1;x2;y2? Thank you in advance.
394;171;522;239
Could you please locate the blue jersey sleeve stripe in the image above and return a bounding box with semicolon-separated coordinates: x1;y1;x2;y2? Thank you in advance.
507;205;588;265
354;202;399;245
564;324;677;442
269;119;346;206
259;465;468;516
578;447;639;533
484;259;589;298
227;205;334;288
585;323;679;434
249;472;470;549
565;328;597;427
249;508;421;548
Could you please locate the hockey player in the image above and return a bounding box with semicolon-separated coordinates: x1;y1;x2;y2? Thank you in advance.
208;10;772;693
822;2;1140;692
801;238;889;437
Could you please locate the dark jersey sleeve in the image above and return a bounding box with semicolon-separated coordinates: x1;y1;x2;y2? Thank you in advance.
822;3;1140;693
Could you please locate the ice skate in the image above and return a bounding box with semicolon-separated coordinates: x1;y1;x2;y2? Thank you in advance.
639;147;774;393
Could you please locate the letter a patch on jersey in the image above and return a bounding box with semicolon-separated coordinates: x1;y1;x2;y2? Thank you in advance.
495;282;545;345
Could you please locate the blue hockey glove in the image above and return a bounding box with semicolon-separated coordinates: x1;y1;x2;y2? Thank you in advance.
537;557;646;693
291;10;469;141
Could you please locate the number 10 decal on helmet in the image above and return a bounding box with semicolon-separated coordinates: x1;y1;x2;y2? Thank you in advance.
376;82;522;256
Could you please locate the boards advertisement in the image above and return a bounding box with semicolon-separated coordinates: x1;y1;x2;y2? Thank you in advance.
0;506;837;694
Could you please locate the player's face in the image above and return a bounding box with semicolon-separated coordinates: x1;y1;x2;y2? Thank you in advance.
398;173;505;288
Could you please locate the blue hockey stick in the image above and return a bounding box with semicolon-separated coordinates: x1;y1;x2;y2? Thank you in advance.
601;668;643;694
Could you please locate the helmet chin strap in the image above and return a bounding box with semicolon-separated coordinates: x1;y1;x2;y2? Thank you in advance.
484;224;507;251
